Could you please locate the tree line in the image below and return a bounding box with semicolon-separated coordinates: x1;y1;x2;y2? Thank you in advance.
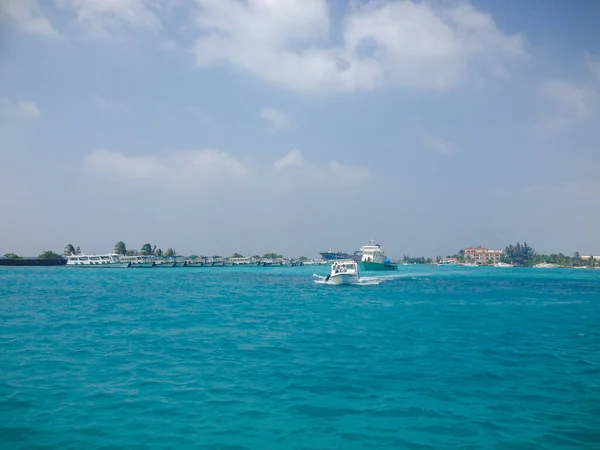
61;242;179;258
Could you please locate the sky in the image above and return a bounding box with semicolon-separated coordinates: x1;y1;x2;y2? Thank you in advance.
1;0;599;259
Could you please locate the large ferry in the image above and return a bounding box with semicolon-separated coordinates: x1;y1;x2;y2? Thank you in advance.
65;253;130;268
357;240;397;271
319;247;352;261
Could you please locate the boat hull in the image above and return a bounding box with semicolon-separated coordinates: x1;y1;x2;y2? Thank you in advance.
155;262;176;268
328;273;359;285
129;262;155;268
359;261;397;271
66;262;130;268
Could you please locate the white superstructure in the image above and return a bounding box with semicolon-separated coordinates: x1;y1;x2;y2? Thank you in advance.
65;253;129;267
360;240;386;264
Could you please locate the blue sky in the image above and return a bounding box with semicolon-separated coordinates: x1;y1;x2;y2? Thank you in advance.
1;0;599;258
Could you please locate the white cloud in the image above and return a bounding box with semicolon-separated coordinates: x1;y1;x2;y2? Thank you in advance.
54;0;161;39
273;149;371;187
542;80;591;118
585;54;600;82
190;0;524;93
0;98;41;119
86;149;247;185
424;137;457;155
0;0;58;37
86;148;370;189
274;149;304;169
261;107;290;131
532;79;595;135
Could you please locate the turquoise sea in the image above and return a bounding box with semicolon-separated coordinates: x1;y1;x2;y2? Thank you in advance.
1;265;599;449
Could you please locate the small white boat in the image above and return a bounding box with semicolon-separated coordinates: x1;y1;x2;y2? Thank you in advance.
534;263;559;268
494;262;514;267
325;260;360;285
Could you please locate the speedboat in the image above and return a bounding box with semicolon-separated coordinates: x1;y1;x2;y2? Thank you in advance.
325;260;360;285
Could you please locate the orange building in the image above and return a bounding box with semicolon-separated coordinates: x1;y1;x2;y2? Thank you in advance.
464;246;503;264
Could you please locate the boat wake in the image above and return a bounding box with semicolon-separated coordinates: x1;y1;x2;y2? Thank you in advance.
312;274;389;286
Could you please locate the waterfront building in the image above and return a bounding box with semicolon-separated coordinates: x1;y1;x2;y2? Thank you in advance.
464;246;503;264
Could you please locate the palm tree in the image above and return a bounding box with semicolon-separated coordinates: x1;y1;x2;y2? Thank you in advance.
114;241;127;255
64;244;80;256
140;243;153;256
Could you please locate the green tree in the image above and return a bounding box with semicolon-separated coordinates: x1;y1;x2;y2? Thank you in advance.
64;244;80;256
572;251;582;267
38;251;61;259
164;248;176;257
140;243;153;256
231;253;244;258
3;253;23;260
155;248;163;257
114;241;127;255
504;242;536;267
297;256;308;261
263;253;283;259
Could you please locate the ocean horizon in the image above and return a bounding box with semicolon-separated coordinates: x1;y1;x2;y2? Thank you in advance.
1;265;599;449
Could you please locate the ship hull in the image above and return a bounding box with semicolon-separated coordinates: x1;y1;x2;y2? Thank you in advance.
328;273;359;285
359;261;397;271
129;262;155;268
66;262;130;268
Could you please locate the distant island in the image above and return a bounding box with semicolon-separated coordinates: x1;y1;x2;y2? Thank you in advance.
1;240;598;268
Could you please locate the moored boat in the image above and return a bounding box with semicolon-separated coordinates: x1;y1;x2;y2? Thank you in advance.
494;262;514;267
155;262;176;268
65;253;130;268
119;255;155;268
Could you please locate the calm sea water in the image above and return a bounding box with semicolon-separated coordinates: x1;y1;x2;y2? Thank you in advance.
1;265;599;449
